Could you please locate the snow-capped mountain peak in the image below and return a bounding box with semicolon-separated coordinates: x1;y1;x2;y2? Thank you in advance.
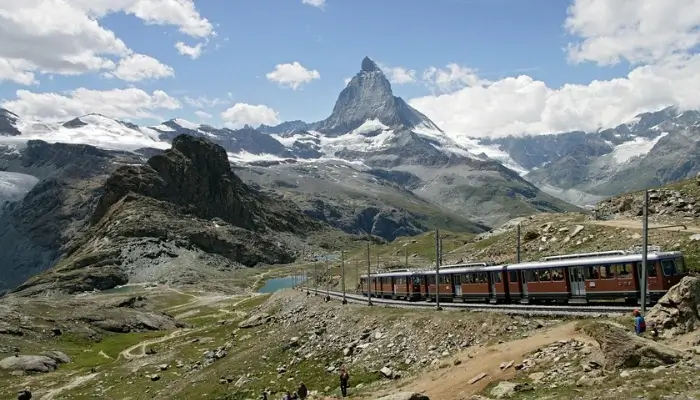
312;56;442;136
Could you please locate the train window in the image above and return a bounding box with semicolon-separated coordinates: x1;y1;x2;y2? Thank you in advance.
525;270;538;282
551;268;564;281
538;269;551;282
617;263;633;278
427;275;436;284
476;273;488;283
412;277;421;285
454;274;462;284
676;257;686;274
493;273;502;283
440;275;451;284
509;271;518;282
661;259;677;277
590;267;600;279
599;265;614;279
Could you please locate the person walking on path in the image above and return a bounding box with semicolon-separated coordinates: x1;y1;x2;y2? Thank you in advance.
339;366;350;397
633;309;646;336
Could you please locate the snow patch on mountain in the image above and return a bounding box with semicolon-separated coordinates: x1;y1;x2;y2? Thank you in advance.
456;137;528;174
610;133;668;164
0;171;40;214
2;114;169;152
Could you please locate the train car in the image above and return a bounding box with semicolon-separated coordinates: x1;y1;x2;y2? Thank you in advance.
359;270;422;301
507;250;687;304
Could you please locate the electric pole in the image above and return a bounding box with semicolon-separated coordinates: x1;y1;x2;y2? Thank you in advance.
404;247;408;268
435;229;442;310
341;250;347;304
516;223;521;263
314;260;318;296
366;239;373;306
641;189;649;313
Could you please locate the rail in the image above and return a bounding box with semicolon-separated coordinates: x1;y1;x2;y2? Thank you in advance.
296;287;636;317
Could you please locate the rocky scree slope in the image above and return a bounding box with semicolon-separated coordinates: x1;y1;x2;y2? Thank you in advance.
11;135;327;296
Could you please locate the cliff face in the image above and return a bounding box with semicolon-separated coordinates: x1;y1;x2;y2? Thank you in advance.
10;135;325;296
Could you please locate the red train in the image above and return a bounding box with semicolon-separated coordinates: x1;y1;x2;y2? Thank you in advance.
359;250;687;305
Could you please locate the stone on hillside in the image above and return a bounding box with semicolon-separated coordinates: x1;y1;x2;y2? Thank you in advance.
0;355;58;373
40;351;71;364
646;276;700;336
238;313;271;328
490;381;530;398
372;392;430;400
578;321;682;370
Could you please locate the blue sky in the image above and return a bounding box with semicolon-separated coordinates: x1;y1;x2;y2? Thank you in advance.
1;0;698;137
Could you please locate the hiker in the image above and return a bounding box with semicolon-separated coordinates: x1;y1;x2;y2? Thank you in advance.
281;391;291;400
260;391;268;400
339;366;350;397
297;382;308;399
633;309;646;336
291;393;299;400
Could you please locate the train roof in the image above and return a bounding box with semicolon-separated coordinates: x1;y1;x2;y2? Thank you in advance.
359;251;684;279
506;250;683;271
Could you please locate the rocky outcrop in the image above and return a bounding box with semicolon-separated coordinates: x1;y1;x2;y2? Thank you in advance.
647;276;700;336
0;108;21;136
11;135;327;296
577;321;682;371
593;185;700;221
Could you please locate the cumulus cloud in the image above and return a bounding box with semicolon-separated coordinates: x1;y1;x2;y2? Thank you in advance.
301;0;326;9
194;110;212;119
2;87;181;121
565;0;700;66
106;53;174;81
266;62;320;90
0;0;212;84
422;63;487;93
175;41;204;59
408;0;700;138
221;103;280;129
183;96;224;108
377;63;417;85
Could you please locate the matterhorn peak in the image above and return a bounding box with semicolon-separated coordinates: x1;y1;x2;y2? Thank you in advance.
313;57;442;136
361;56;381;73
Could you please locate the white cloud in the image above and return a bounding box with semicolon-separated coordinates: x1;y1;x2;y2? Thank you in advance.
377;63;416;85
266;62;320;90
2;87;181;122
0;0;212;85
408;0;700;138
301;0;326;9
175;41;203;59
106;53;174;82
184;96;224;108
194;110;212;119
343;77;351;86
221;103;280;129
422;63;487;93
565;0;700;66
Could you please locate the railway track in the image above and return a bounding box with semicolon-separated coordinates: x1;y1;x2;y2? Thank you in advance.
297;287;637;317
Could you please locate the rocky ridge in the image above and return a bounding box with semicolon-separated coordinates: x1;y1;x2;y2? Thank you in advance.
10;135;330;296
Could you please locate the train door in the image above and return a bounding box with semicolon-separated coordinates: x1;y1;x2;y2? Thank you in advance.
453;274;463;297
569;267;586;296
521;271;529;297
392;277;398;296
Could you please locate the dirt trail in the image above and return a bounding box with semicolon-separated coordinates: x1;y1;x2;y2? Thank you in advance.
40;373;98;400
367;322;585;400
118;329;198;360
590;219;700;233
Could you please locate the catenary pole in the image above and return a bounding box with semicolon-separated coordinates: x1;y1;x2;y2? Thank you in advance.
435;229;442;310
641;189;649;314
341;250;347;304
367;238;373;306
516;223;521;263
